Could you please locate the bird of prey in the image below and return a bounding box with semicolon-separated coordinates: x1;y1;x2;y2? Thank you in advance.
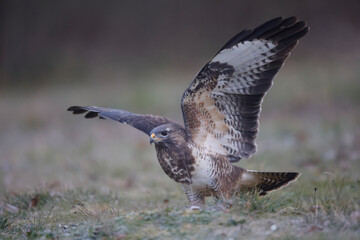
68;17;308;209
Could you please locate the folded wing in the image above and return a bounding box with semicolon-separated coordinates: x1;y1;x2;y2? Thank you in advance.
181;17;308;162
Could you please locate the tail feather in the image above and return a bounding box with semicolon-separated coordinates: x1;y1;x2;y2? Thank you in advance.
240;170;300;195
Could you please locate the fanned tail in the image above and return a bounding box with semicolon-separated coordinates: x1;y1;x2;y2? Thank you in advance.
239;170;300;195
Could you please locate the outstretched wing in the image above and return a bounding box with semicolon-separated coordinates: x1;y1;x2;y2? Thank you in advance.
181;17;308;162
67;106;178;136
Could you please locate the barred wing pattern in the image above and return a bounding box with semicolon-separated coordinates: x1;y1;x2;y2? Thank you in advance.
181;17;308;162
67;106;177;136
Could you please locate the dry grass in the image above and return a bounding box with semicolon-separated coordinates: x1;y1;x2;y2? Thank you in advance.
0;61;359;239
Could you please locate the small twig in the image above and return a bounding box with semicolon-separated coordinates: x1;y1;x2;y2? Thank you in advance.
313;187;318;224
313;187;317;206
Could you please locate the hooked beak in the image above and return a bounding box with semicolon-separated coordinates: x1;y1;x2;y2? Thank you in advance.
150;132;165;144
150;133;156;144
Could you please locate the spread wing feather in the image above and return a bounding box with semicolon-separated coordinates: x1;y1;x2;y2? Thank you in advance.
67;106;178;136
181;17;308;162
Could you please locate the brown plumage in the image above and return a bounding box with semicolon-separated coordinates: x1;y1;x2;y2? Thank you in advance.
68;17;308;208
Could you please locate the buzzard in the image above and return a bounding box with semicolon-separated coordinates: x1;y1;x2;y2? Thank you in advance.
68;17;308;209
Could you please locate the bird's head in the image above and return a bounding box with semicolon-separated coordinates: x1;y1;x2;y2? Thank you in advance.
149;124;185;145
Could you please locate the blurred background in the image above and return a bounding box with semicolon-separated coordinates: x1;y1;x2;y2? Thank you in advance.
1;0;359;197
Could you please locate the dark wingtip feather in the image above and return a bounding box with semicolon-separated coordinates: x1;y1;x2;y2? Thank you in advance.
276;27;309;50
217;17;308;55
270;21;307;42
67;106;80;111
283;16;298;25
67;106;88;115
243;17;284;41
85;111;99;118
254;17;284;31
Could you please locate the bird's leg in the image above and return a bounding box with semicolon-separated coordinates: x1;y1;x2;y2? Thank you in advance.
187;192;205;210
181;185;205;210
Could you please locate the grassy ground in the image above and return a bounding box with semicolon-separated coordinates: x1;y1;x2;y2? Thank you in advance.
0;60;360;239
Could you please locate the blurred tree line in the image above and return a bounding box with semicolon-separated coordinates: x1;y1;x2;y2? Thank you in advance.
1;0;359;87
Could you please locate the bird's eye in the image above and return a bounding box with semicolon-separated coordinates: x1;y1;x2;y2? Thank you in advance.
160;131;168;136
